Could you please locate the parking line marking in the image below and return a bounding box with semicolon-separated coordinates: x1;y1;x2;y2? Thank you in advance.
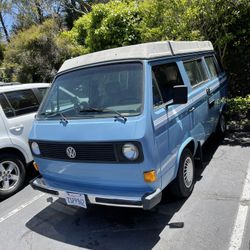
0;193;44;223
229;161;250;250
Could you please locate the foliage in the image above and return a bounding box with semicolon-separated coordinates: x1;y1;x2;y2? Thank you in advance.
10;0;112;32
226;96;250;120
62;0;110;29
3;19;81;82
139;0;202;42
1;0;249;97
65;0;142;52
191;0;250;96
193;0;250;59
65;0;204;52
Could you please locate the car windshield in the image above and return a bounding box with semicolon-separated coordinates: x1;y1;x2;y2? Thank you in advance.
37;63;143;120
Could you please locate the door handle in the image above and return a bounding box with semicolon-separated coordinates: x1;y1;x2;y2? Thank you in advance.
206;88;211;95
10;125;24;132
189;107;195;112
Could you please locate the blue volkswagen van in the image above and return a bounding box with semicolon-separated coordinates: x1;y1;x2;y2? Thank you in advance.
30;41;227;209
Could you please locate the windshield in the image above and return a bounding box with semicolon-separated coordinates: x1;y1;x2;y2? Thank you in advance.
37;63;143;120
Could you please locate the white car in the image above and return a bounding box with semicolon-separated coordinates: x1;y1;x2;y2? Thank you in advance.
0;83;50;199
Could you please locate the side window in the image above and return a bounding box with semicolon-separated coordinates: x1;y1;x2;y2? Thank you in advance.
184;59;208;87
205;56;219;78
5;89;39;116
0;94;15;118
152;63;183;103
38;87;48;98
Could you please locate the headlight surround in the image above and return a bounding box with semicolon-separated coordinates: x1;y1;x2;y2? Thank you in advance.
122;143;139;160
31;142;40;155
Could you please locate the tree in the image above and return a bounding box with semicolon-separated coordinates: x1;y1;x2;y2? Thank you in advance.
4;19;81;82
64;0;249;96
11;0;63;31
64;0;204;53
138;0;202;42
192;0;250;96
2;0;249;96
0;41;5;62
62;0;110;29
191;0;249;63
9;0;111;31
65;0;143;52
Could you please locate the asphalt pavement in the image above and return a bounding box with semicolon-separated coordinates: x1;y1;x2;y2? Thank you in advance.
0;132;250;250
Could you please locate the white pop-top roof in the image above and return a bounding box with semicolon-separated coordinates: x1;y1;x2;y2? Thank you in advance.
0;83;50;93
58;41;214;73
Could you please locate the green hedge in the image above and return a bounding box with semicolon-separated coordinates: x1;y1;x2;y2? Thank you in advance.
226;95;250;120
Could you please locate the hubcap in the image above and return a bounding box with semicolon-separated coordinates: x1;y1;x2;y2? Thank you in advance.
183;157;194;188
0;161;20;191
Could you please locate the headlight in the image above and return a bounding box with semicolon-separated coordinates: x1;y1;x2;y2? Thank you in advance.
122;143;139;160
31;142;40;155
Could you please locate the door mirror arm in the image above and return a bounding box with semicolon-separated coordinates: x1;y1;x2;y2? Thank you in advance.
165;85;188;108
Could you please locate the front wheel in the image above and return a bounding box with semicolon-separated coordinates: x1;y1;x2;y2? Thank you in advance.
0;154;26;199
170;148;195;198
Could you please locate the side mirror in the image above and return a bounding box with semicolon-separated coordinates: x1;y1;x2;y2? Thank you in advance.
172;85;188;104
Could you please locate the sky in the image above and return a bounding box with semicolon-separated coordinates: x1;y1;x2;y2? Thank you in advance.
0;13;13;42
5;13;13;32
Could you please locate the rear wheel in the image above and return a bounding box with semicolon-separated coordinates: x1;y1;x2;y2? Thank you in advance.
170;148;195;198
0;154;26;199
216;114;226;136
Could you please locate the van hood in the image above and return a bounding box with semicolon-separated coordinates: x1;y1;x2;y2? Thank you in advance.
29;117;146;142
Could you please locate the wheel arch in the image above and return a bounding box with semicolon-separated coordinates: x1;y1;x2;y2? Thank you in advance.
0;147;27;166
173;138;197;179
219;102;227;114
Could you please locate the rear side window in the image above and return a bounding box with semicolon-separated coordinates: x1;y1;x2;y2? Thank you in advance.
184;59;208;87
5;89;39;116
0;94;15;118
152;63;183;104
38;87;48;98
205;56;220;78
214;55;224;74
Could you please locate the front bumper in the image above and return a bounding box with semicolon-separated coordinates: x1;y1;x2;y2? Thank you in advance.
30;176;162;210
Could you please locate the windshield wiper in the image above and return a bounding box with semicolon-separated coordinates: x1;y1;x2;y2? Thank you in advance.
39;111;68;124
78;106;127;123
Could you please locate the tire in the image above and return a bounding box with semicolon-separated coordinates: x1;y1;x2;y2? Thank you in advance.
216;114;226;136
0;154;26;199
170;148;195;198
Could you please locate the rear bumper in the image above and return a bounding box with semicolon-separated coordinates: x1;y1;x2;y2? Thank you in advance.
30;176;161;210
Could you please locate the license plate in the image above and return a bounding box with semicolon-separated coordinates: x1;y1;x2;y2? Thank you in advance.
64;192;87;208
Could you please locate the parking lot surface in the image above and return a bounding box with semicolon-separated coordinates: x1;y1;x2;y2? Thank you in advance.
0;133;250;250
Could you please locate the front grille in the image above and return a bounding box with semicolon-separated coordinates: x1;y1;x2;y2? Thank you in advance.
38;142;117;162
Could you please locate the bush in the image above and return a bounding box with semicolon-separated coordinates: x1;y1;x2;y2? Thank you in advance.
226;95;250;120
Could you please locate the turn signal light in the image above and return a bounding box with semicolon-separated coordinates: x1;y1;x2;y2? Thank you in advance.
33;162;39;171
144;170;157;183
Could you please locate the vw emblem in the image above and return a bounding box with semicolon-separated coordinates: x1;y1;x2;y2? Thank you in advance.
66;146;76;159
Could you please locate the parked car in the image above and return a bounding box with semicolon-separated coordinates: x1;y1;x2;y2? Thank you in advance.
30;41;227;210
0;83;50;199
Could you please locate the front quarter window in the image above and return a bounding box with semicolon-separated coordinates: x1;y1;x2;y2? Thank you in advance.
38;63;143;120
